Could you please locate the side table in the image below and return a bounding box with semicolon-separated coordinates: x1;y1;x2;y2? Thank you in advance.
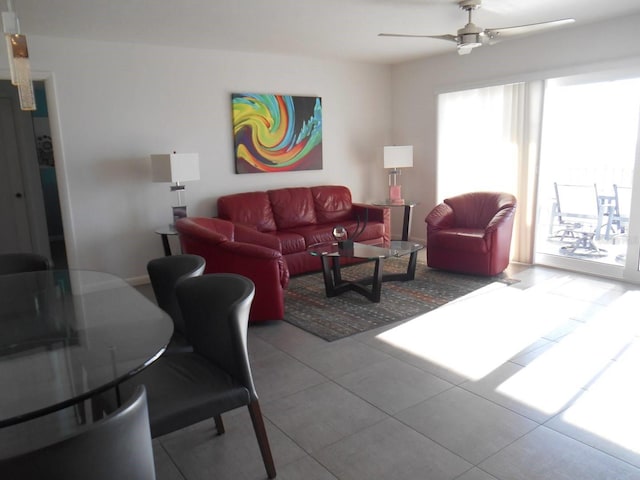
372;200;418;241
155;226;178;256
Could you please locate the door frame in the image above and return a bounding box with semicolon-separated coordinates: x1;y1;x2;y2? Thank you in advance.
0;70;73;266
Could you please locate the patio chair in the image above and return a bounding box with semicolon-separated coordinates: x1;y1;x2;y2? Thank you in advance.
549;183;606;256
612;184;632;236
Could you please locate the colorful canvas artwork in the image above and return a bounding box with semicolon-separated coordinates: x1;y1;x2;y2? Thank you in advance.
231;93;323;173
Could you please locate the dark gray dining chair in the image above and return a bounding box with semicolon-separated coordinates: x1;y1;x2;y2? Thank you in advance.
107;273;276;479
146;254;205;354
0;386;156;480
0;252;51;275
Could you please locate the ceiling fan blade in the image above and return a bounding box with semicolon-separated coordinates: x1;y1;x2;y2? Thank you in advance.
378;33;458;43
485;18;575;40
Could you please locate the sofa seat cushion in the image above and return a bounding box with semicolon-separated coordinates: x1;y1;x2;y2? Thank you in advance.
268;187;318;230
274;231;307;256
283;220;388;253
429;228;488;253
218;191;277;232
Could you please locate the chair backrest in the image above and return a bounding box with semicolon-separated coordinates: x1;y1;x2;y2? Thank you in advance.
0;253;51;275
554;183;600;225
613;184;632;221
443;192;516;229
147;254;206;337
176;274;257;397
0;386;156;480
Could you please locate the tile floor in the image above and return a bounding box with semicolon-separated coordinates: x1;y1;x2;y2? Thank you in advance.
149;264;640;480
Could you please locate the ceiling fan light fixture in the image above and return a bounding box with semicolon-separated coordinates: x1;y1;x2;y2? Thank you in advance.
457;32;483;54
459;33;482;47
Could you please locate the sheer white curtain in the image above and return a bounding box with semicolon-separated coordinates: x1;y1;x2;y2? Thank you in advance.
437;82;542;263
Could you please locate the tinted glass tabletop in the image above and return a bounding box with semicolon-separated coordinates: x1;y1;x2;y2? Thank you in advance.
308;240;423;259
0;270;173;428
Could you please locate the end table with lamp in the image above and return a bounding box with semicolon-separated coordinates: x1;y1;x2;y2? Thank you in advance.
380;145;416;240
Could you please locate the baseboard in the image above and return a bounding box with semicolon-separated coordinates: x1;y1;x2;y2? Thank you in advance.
127;275;150;286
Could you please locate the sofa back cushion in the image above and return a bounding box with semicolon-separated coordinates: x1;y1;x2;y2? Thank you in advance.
268;187;318;230
311;186;353;224
217;191;277;232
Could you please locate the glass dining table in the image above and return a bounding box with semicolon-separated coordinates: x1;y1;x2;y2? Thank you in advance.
0;269;173;430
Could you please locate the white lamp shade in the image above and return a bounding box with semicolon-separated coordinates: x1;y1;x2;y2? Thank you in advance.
383;146;413;169
151;153;200;183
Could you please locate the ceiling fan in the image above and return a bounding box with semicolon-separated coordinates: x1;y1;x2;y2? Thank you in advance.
379;0;575;55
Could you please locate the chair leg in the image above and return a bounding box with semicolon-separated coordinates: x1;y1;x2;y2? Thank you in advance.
247;400;276;479
214;414;225;435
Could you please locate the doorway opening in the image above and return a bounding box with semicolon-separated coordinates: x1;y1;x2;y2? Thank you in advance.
0;79;66;267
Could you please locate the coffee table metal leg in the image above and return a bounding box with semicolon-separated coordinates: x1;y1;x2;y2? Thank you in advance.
370;258;383;302
405;251;418;280
319;253;417;303
331;256;342;284
320;256;337;296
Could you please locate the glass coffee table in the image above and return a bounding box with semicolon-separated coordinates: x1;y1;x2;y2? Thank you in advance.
307;240;424;302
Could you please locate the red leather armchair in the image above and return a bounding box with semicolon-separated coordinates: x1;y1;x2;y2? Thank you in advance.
175;217;289;322
425;192;517;276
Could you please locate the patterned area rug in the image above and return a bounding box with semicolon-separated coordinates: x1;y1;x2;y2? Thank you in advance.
284;258;517;341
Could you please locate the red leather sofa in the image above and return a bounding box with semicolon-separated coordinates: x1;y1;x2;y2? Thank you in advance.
176;185;390;322
425;192;517;276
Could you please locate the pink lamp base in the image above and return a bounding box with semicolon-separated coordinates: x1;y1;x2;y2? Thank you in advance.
389;185;403;203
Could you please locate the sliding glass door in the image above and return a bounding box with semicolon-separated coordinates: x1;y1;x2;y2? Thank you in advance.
534;74;640;281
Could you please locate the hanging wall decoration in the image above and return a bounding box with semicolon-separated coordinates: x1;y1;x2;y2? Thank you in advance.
231;93;323;173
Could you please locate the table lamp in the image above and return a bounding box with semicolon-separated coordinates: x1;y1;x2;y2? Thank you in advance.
151;152;200;226
384;145;413;203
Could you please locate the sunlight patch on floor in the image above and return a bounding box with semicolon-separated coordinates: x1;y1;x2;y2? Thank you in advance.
496;291;640;416
546;291;640;456
558;358;640;455
376;282;567;381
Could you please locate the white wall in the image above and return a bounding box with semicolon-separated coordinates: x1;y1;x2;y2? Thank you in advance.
1;37;392;281
391;13;640;238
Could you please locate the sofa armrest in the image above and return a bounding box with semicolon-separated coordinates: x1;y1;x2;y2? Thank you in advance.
233;223;282;252
425;203;455;230
352;203;386;223
218;241;289;288
352;203;391;243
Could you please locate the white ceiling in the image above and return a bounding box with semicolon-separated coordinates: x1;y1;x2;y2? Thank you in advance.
9;0;640;64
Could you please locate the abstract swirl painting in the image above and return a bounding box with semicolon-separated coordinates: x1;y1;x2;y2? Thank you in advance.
232;93;323;173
